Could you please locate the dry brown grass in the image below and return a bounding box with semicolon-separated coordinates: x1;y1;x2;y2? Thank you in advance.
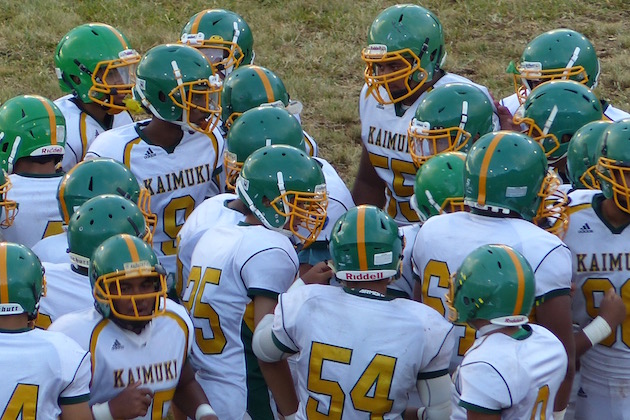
1;0;629;183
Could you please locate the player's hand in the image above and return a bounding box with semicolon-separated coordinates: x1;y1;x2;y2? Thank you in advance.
494;100;520;131
599;288;627;330
301;261;333;285
108;381;154;419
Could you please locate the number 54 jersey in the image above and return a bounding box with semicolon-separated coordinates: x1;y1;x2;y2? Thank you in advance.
272;284;455;418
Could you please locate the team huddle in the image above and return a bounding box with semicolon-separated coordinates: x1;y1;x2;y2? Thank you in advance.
0;2;628;420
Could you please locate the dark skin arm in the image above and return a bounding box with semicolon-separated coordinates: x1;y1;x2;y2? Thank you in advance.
534;294;575;412
351;144;386;208
575;287;626;358
172;361;218;420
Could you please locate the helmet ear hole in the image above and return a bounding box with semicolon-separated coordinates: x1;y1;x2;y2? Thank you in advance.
158;91;167;103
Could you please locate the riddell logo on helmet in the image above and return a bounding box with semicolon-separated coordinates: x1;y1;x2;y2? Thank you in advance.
40;146;64;155
343;272;384;280
503;316;525;323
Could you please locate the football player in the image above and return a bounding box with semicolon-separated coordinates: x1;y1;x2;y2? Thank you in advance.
179;8;255;80
49;234;218;420
0;242;92;419
36;194;151;329
353;4;497;225
253;205;455;418
513;80;603;182
502;28;630;121
180;145;330;419
221;64;318;156
449;244;568;419
412;131;575;416
31;157;155;264
0;94;66;248
389;151;467;299
563;119;630;419
85;43;225;279
54;23;139;172
566;120;612;192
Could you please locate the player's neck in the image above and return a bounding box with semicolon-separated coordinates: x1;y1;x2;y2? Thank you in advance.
600;198;630;228
80;101;113;128
13;159;59;175
141;118;184;149
0;314;30;332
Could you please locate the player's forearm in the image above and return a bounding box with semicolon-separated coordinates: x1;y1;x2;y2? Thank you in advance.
258;359;299;416
172;362;217;419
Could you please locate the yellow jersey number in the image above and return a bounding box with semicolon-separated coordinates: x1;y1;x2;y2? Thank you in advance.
367;152;419;222
161;195;195;256
306;342;395;419
422;260;476;356
2;384;38;419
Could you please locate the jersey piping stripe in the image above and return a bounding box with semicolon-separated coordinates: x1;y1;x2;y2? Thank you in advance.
251;66;275;103
35;96;57;145
190;11;206;34
123;137;142;169
122;235;141;262
0;244;7;304
356;206;368;270
79;113;89;160
89;319;110;386
501;245;526;315
477;132;505;206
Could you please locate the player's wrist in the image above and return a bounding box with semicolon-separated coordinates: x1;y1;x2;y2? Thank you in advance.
284;413;297;420
91;402;114;420
195;403;217;419
553;408;566;420
582;315;612;346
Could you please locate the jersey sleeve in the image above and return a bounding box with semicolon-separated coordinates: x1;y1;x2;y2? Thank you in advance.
55;334;92;405
241;247;298;297
456;361;511;414
166;299;195;355
418;310;455;378
270;289;304;354
533;242;572;300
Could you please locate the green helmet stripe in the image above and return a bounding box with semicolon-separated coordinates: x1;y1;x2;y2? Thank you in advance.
356;206;368;270
0;244;7;304
501;245;526;315
478;132;505;206
252;66;275;103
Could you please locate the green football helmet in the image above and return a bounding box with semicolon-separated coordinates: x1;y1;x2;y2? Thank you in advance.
329;205;403;282
90;234;167;322
464;131;548;221
132;44;222;134
67;194;151;269
411;152;466;222
513;80;603;163
595;119;630;214
225;106;305;190
180;9;255;79
235;145;327;248
0;95;66;174
408;83;494;167
510;28;600;105
567;120;612;190
362;4;445;105
0;170;18;228
0;242;46;320
54;23;140;113
221;65;299;129
447;244;535;326
57;158;156;232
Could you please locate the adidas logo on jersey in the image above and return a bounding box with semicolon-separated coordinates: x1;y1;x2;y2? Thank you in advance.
111;339;124;350
144;147;157;159
578;223;593;233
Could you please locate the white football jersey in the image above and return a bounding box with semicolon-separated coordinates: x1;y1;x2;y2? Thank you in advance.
3;173;64;248
387;223;420;299
49;301;193;418
452;324;567;419
0;328;91;419
31;231;70;264
272;284;454;419
175;193;245;290
55;94;133;172
182;223;298;420
412;211;572;369
564;193;630;387
36;262;93;329
359;73;496;225
85;120;225;276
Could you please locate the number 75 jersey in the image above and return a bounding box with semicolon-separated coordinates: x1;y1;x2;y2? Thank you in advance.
563;194;630;386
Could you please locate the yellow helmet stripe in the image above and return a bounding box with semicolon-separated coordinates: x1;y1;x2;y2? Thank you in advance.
478;132;505;206
95;23;129;49
356;206;368;271
190;10;208;34
500;245;526;315
252;66;275;103
29;95;57;145
122;235;141;262
0;243;7;304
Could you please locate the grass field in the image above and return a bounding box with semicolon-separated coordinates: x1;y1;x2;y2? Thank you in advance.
1;0;629;183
